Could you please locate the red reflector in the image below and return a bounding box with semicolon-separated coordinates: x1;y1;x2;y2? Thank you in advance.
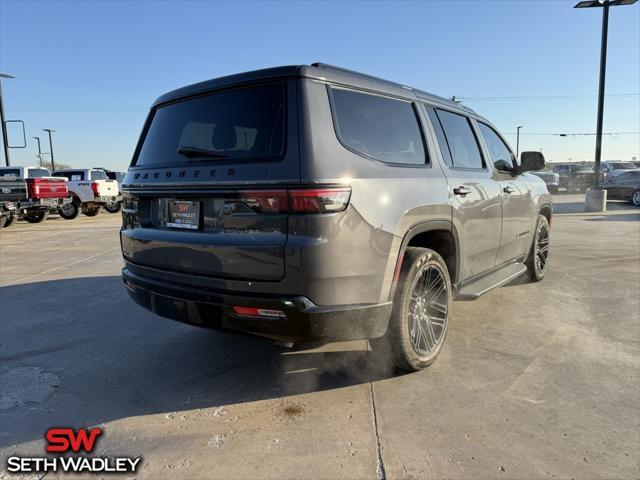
289;187;351;214
232;306;286;318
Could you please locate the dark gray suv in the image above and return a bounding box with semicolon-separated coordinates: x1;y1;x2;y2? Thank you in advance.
121;64;552;371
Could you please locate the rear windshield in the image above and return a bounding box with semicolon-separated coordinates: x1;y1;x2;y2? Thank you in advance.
0;169;21;177
135;82;286;167
90;170;108;180
27;168;51;178
53;171;85;181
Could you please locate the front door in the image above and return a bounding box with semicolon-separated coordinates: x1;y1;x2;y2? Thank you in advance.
476;122;534;264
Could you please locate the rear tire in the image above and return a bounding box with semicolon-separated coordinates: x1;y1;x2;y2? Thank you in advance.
104;201;122;213
631;190;640;207
548;186;558;194
59;200;80;220
83;207;100;217
372;247;452;372
526;215;550;282
24;211;49;224
3;214;15;228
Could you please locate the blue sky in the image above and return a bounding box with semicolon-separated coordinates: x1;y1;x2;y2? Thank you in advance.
1;0;638;171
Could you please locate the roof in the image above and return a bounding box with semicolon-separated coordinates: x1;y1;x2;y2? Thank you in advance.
152;63;477;115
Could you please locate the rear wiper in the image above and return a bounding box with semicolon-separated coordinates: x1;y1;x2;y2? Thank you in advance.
177;146;229;159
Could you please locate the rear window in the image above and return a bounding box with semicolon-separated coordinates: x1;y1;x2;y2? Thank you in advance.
0;169;21;177
53;171;85;181
27;168;51;178
135;83;286;167
90;170;108;180
611;162;636;170
330;88;427;165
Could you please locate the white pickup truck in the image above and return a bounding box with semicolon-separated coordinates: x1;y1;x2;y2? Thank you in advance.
52;169;119;219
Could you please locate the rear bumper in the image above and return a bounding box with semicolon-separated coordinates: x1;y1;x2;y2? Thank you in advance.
122;267;392;343
20;197;70;210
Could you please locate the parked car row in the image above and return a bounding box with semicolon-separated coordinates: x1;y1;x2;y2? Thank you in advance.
531;161;640;195
0;166;125;228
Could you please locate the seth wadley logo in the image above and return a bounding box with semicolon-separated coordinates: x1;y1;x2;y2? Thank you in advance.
6;427;142;474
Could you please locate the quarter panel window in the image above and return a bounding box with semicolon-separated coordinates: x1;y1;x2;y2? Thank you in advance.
331;88;427;165
434;109;484;169
478;123;516;172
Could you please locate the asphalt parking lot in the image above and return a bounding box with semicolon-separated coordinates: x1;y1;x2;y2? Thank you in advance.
1;195;639;479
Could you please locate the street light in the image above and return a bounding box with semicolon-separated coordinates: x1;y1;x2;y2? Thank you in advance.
516;126;523;158
0;73;14;166
43;129;56;171
33;136;42;166
574;0;638;189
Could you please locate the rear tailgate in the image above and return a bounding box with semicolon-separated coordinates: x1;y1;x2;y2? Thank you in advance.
26;177;68;199
121;79;300;281
97;179;119;197
0;179;28;202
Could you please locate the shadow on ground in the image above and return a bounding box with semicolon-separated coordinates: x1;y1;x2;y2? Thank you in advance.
554;199;639;215
0;276;400;448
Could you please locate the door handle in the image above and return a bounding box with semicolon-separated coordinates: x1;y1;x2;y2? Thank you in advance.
503;186;516;194
453;186;471;196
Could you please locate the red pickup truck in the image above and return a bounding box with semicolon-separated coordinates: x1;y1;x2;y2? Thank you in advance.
0;166;71;226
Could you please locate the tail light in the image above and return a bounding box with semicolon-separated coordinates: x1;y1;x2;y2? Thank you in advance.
27;181;39;198
234;187;351;215
289;187;351;213
91;182;100;197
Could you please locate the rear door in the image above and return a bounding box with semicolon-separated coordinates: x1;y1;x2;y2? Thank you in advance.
121;79;299;281
476;122;533;264
425;107;502;281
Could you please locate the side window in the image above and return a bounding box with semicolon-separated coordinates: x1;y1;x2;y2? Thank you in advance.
426;108;453;167
434;109;484;169
330;88;427;165
478;123;516;172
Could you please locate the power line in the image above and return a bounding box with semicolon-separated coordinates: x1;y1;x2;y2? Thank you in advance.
458;93;639;101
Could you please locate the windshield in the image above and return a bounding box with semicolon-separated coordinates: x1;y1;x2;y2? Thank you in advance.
611;162;636;170
135;82;286;167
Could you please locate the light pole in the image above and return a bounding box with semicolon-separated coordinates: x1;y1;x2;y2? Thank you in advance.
516;126;523;158
43;129;56;171
574;0;638;189
0;73;14;166
33;136;42;166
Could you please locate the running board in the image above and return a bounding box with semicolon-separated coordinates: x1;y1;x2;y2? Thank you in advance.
456;262;527;300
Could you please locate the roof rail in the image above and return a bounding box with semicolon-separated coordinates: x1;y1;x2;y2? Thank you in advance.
311;63;413;91
311;62;476;114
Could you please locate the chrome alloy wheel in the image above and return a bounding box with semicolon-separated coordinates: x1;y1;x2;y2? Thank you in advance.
535;222;550;275
407;264;448;357
632;191;640;207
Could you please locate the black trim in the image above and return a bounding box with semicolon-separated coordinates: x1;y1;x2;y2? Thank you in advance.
123;268;392;343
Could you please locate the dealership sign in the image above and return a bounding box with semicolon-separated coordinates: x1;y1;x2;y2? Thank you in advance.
6;427;141;474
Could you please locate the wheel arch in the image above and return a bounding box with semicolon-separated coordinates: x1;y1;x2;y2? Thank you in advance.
388;221;460;301
539;203;553;226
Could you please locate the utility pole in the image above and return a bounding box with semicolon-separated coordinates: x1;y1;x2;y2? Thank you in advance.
43;129;56;171
574;0;638;189
0;73;14;166
33;136;42;166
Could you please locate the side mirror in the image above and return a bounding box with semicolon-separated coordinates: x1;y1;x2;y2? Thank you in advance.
520;151;545;172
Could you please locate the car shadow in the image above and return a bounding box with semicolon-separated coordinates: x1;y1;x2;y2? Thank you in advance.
0;276;401;448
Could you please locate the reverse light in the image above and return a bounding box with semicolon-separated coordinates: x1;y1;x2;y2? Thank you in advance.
233;306;286;319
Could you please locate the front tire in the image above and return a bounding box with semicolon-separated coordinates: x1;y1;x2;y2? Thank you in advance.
548;186;558;194
526;215;550;282
104;201;122;213
631;190;640;207
24;211;49;224
372;247;452;372
3;214;15;228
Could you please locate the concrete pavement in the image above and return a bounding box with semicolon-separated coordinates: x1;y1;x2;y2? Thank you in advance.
0;196;638;479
